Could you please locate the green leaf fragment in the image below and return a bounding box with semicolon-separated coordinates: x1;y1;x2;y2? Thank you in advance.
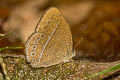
88;64;120;79
0;46;23;51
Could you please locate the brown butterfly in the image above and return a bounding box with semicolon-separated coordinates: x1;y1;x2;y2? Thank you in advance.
25;7;76;68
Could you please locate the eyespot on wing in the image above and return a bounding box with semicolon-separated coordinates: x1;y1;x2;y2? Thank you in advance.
25;32;49;63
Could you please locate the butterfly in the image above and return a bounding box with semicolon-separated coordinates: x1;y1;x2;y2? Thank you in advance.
25;7;76;68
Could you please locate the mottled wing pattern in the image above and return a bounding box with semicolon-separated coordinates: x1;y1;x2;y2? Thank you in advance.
25;7;75;68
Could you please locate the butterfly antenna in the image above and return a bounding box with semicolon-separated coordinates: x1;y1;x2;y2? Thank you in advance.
74;37;84;50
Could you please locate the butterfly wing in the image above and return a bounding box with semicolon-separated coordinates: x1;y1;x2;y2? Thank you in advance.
25;7;75;68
